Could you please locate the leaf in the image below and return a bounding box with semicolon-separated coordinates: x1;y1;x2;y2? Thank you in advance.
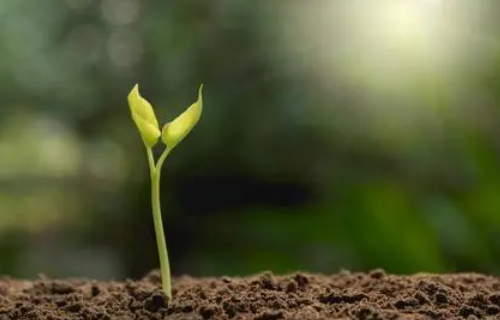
128;84;161;147
162;84;203;150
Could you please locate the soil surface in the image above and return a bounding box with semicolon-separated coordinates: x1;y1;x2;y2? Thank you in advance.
0;270;499;320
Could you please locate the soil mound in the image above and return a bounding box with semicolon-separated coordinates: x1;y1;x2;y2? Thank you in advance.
1;270;499;320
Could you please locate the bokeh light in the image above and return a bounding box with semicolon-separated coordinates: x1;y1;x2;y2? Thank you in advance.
1;0;500;280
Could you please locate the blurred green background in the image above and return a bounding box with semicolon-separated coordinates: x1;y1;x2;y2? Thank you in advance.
1;0;500;280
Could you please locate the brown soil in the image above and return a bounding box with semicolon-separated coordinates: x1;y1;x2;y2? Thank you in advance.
1;270;499;320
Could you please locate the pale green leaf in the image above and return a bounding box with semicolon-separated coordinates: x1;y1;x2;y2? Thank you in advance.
128;84;161;147
162;84;203;150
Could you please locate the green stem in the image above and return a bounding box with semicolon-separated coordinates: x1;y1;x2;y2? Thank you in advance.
156;147;171;172
147;148;156;176
146;147;172;299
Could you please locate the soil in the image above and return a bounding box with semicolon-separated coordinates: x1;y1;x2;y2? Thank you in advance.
0;270;499;320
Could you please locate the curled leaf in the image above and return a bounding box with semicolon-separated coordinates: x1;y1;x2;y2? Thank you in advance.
162;84;203;150
128;84;161;147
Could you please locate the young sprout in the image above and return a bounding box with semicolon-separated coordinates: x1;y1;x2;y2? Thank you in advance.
128;84;203;299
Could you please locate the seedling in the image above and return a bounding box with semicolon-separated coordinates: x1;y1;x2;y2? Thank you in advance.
128;84;203;299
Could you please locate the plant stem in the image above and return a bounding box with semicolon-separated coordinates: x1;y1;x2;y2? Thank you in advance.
147;148;172;299
156;147;171;172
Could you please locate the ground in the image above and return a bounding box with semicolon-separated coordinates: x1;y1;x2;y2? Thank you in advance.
0;269;499;320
